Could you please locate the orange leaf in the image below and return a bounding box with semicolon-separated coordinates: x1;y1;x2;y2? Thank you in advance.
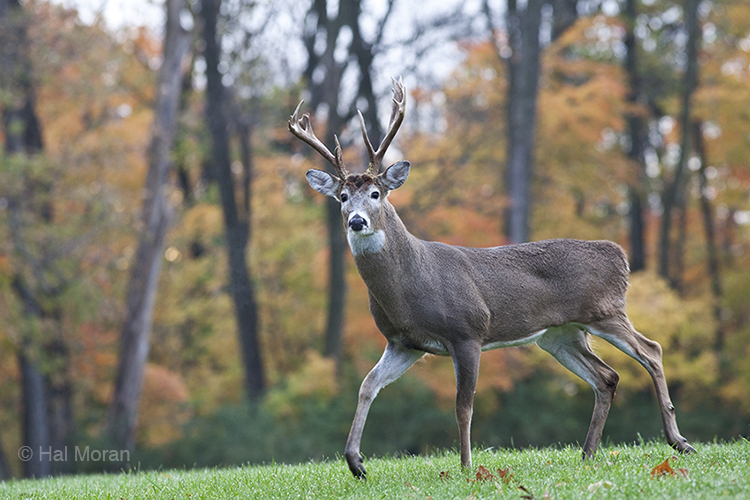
650;458;675;477
476;465;496;482
497;467;514;484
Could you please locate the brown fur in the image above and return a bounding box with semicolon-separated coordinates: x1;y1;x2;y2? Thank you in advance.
343;173;376;189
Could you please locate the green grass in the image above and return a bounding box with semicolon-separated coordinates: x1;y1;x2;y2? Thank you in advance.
1;441;748;499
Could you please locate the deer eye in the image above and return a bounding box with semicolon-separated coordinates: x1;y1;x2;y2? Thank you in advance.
371;191;380;200
340;193;348;202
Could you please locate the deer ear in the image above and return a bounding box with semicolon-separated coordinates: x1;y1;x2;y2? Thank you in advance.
380;161;410;192
306;169;341;199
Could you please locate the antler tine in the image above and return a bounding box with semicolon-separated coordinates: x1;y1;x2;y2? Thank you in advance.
333;135;348;177
362;76;406;176
358;110;377;174
288;100;348;178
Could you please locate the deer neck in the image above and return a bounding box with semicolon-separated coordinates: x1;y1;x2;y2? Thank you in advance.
348;201;422;283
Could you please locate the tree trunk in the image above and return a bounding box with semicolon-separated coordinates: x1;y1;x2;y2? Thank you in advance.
0;0;43;156
321;112;348;363
349;0;387;151
108;0;192;453
550;0;578;40
176;53;197;207
721;207;735;268
202;0;264;398
237;120;253;220
693;121;724;352
323;196;347;361
20;354;51;478
623;0;647;272
658;0;699;285
0;440;11;479
674;202;687;293
47;335;75;475
1;0;50;479
484;0;577;244
11;276;51;478
505;0;545;244
302;0;350;366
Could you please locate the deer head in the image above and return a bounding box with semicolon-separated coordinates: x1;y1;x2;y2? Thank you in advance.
289;78;409;245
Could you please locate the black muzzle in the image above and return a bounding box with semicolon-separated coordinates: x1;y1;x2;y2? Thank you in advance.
349;215;367;232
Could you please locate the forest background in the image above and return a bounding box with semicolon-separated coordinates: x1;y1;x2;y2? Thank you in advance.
1;0;749;479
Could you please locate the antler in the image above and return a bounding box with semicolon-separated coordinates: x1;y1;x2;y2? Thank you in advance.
288;100;348;178
359;76;406;176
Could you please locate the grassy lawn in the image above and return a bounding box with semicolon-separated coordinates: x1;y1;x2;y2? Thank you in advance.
1;440;748;499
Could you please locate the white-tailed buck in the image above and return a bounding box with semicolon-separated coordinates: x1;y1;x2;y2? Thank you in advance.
288;77;694;478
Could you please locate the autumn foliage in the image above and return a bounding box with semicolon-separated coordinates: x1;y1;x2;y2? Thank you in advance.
1;0;750;476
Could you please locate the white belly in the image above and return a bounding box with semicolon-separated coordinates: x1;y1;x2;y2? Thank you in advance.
481;329;548;351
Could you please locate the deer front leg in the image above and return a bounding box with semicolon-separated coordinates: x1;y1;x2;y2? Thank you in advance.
451;341;481;470
344;342;424;478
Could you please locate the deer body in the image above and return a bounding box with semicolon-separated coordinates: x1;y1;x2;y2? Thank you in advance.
354;219;629;352
289;78;693;479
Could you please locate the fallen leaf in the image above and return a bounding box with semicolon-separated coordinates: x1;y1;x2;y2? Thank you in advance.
650;458;675;478
497;467;513;484
439;471;451;481
676;467;690;479
475;465;496;482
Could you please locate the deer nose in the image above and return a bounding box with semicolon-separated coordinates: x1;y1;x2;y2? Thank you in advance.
349;215;367;232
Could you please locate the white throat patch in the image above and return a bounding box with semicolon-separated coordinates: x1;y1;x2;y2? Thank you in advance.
347;229;385;256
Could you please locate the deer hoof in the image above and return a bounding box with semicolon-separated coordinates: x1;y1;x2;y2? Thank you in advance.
671;437;696;454
345;452;367;479
680;442;696;454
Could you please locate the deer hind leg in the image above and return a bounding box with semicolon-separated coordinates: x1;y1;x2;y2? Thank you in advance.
344;341;424;478
586;315;695;454
537;325;619;459
450;341;482;470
